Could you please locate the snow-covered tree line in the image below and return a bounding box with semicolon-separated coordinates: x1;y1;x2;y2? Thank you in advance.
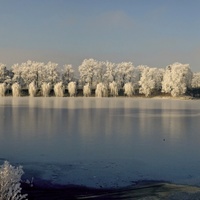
0;59;196;97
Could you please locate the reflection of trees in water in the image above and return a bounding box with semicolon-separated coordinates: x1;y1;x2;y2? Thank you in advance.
1;97;200;159
136;99;199;140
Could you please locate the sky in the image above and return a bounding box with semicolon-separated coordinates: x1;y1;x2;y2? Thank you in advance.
0;0;200;72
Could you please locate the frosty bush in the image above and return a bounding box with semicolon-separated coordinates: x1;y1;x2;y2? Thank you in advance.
123;82;134;97
0;161;28;200
83;83;91;97
12;83;21;97
41;82;51;97
68;81;76;97
54;82;65;97
109;81;118;97
0;83;7;97
28;81;37;97
95;83;108;97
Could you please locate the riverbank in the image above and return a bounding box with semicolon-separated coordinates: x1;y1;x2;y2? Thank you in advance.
2;87;200;99
22;180;200;200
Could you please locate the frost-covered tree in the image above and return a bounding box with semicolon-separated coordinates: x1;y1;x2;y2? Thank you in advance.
23;60;44;88
11;60;44;88
68;81;76;97
11;64;25;87
0;64;13;86
41;82;51;97
115;62;134;88
4;58;197;98
124;82;134;97
162;62;193;97
0;63;8;83
109;81;118;97
191;72;200;88
3;69;13;87
0;161;27;200
62;64;74;85
83;83;91;97
28;81;37;97
11;60;60;89
0;83;7;96
39;62;60;86
139;67;163;97
12;83;21;97
95;82;108;97
94;61;106;84
79;58;101;88
133;65;145;90
103;62;116;84
54;82;65;97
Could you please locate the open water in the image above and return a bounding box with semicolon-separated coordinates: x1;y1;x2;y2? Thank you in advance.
0;97;200;188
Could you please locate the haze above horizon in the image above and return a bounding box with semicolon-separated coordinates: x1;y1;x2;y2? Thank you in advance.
0;0;200;72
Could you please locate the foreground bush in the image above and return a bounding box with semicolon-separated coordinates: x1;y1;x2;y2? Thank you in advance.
0;161;27;200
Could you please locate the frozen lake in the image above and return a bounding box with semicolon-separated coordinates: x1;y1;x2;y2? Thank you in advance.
0;97;200;188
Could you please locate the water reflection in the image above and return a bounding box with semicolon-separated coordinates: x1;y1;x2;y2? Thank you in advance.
0;97;200;185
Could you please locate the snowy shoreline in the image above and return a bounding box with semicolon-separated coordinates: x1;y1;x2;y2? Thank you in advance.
21;179;200;200
0;94;197;100
20;157;200;191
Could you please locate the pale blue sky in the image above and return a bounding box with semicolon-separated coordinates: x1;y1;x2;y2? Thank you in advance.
0;0;200;71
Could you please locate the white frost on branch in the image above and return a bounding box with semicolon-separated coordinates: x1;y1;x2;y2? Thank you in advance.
0;161;28;200
123;82;134;97
79;58;100;88
28;81;37;97
191;72;200;88
83;83;91;97
0;83;7;97
115;62;134;88
12;60;44;88
109;81;118;97
54;82;65;97
95;83;108;97
68;81;76;97
103;61;116;85
162;62;193;97
0;63;12;84
139;67;163;97
62;64;74;84
0;58;196;97
12;83;21;97
41;82;51;97
11;60;61;88
94;61;106;85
